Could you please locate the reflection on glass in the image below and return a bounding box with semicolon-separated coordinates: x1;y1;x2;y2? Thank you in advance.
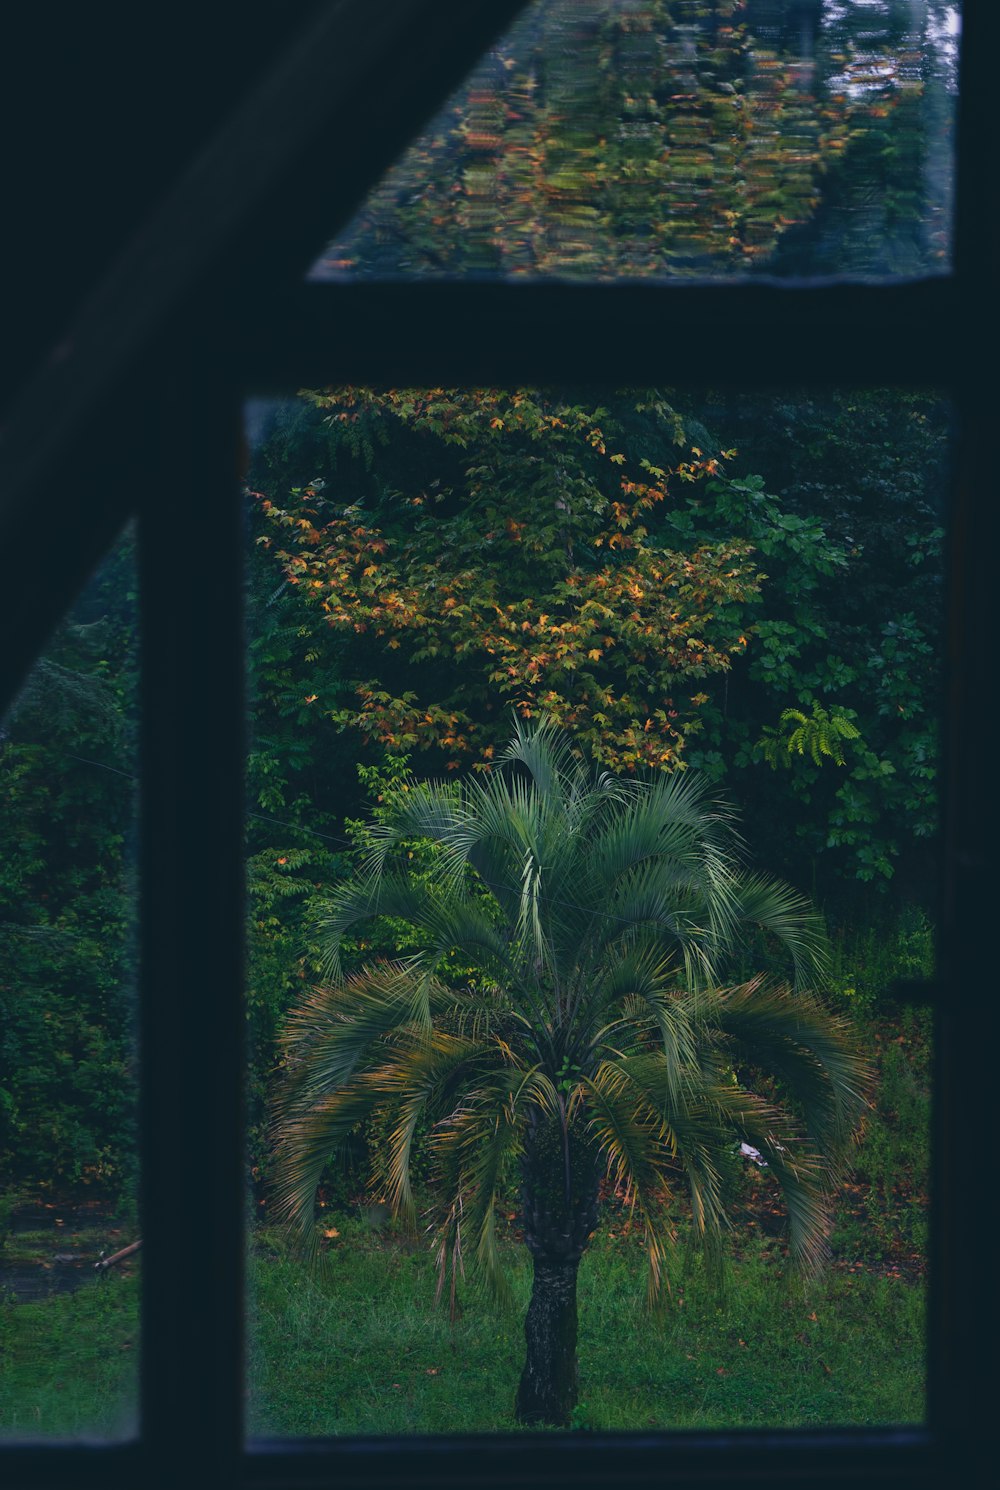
0;533;139;1440
309;0;959;283
244;387;938;1434
311;0;959;281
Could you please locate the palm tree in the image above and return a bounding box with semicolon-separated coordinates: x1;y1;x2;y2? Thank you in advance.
271;717;868;1427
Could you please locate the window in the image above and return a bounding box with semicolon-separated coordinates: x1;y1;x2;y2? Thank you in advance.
0;0;993;1485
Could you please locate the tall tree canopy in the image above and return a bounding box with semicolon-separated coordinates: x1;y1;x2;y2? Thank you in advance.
254;387;767;774
249;382;945;898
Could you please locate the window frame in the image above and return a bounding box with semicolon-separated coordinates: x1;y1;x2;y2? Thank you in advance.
2;2;995;1486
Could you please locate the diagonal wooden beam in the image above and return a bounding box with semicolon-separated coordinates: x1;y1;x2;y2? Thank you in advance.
0;0;529;712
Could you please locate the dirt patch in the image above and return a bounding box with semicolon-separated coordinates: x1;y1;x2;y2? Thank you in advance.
7;1199;113;1235
0;1258;93;1303
1;1201;138;1304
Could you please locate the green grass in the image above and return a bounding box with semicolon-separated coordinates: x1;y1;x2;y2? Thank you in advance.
0;1217;924;1440
0;1272;138;1440
0;985;930;1440
246;1220;925;1436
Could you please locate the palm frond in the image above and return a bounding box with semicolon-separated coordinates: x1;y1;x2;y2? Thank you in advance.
430;1066;554;1306
361;776;474;884
581;1065;679;1309
375;1029;498;1216
598;1052;729;1265
728;874;832;988
583;948;694;1086
705;978;872;1156
270;1068;394;1259
313;872;448;980
277;962;426;1108
502;711;579;800
708;1082;833;1274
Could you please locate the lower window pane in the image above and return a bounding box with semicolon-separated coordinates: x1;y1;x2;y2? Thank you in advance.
244;387;939;1435
0;530;139;1440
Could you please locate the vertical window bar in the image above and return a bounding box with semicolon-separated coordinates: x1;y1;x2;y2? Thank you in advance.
930;384;994;1475
139;355;246;1480
934;4;998;1471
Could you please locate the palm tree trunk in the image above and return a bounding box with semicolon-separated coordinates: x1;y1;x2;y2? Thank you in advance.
516;1254;582;1425
515;1106;600;1427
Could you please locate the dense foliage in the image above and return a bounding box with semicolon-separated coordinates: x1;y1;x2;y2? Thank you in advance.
0;538;137;1198
250;384;945;901
255;388;763;773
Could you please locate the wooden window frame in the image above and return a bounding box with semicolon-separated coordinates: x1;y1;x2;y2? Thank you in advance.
1;3;995;1486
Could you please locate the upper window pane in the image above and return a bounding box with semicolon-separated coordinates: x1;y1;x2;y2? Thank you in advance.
308;0;959;284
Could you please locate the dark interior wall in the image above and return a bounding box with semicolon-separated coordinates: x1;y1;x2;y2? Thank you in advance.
0;2;323;415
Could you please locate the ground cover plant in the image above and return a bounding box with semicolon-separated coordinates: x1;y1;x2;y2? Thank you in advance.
271;717;869;1426
246;1216;924;1436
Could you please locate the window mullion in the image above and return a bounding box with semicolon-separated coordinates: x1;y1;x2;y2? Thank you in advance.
139;354;246;1481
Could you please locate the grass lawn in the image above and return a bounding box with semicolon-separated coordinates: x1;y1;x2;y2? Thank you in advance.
246;1217;925;1436
0;1269;138;1440
1;995;928;1440
1;1216;923;1440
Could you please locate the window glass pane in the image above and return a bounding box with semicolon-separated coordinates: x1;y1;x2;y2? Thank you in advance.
244;386;939;1435
0;531;139;1441
308;0;960;284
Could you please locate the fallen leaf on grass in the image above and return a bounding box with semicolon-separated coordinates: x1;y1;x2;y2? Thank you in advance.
819;1361;832;1375
323;1228;340;1239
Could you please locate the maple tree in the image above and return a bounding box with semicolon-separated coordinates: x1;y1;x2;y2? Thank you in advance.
253;386;766;774
249;376;948;909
